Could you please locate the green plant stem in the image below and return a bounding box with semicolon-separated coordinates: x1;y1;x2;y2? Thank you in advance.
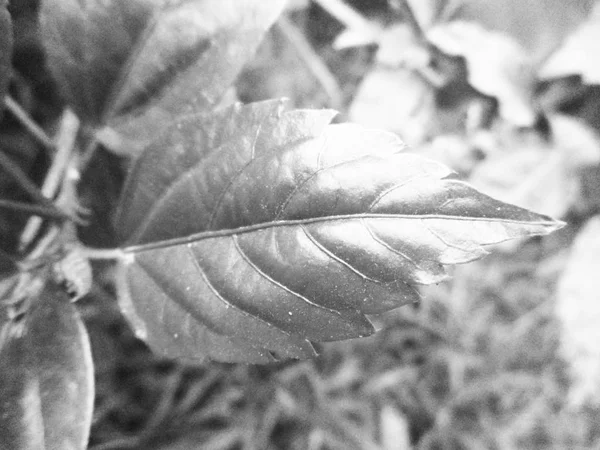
313;0;378;34
389;0;427;42
0;150;63;214
19;109;80;250
79;246;126;261
276;16;343;110
0;199;68;219
4;95;55;151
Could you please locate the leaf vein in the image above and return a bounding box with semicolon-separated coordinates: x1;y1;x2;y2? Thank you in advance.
232;235;342;314
185;244;292;335
300;225;380;283
206;120;264;229
361;219;425;271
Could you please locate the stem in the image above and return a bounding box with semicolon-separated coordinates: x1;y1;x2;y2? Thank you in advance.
4;96;55;151
389;0;426;42
19;109;80;250
41;109;80;199
0;150;62;213
313;0;377;33
79;246;126;261
0;199;68;219
78;134;99;173
276;16;343;110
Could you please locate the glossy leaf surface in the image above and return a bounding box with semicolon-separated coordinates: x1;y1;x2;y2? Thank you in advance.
115;101;563;363
0;0;12;117
0;278;94;450
40;0;285;154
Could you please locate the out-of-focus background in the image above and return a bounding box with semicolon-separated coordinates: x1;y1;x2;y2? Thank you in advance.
3;0;600;448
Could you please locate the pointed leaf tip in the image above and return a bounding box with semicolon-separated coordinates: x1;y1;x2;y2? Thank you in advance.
116;101;564;363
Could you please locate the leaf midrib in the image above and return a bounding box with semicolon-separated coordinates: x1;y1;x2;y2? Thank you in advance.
124;212;560;254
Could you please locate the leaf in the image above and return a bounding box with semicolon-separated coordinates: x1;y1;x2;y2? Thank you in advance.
40;0;156;124
0;277;94;450
40;0;286;154
348;25;438;146
557;216;600;407
470;115;600;218
0;0;12;117
454;0;595;65
540;1;600;84
427;21;536;127
115;101;563;363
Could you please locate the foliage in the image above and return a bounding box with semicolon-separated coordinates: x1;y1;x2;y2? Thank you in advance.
1;0;597;449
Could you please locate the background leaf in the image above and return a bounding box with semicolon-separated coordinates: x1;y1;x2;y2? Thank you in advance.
0;0;12;118
115;102;563;363
557;215;600;407
540;1;600;85
470;115;600;218
40;0;286;155
39;0;156;123
0;277;94;450
427;21;536;127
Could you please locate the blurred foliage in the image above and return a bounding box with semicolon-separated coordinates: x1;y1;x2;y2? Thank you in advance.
2;0;600;449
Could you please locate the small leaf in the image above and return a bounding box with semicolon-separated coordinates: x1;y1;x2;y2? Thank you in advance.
0;0;12;117
0;277;94;450
540;1;600;84
116;102;563;363
40;0;286;155
427;21;536;127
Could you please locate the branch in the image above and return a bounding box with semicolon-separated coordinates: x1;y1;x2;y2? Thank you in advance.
0;150;62;214
4;96;55;151
0;199;68;220
275;16;344;110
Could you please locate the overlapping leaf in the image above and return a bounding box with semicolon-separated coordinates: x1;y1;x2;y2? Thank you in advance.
540;1;600;85
0;0;12;118
427;21;536;127
115;100;562;363
0;277;94;450
40;0;285;154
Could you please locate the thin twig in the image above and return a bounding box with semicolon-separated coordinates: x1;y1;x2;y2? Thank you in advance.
388;0;427;42
275;16;344;110
4;96;55;151
313;0;378;33
41;109;80;199
19;109;80;250
79;246;126;261
0;199;68;220
0;150;62;213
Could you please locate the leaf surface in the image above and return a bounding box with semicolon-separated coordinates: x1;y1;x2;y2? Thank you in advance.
0;277;94;449
540;1;600;84
0;0;12;117
40;0;285;155
116;101;563;363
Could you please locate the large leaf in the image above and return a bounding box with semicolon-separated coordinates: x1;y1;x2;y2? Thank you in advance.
0;276;94;449
115;101;562;363
0;0;12;117
40;0;285;154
